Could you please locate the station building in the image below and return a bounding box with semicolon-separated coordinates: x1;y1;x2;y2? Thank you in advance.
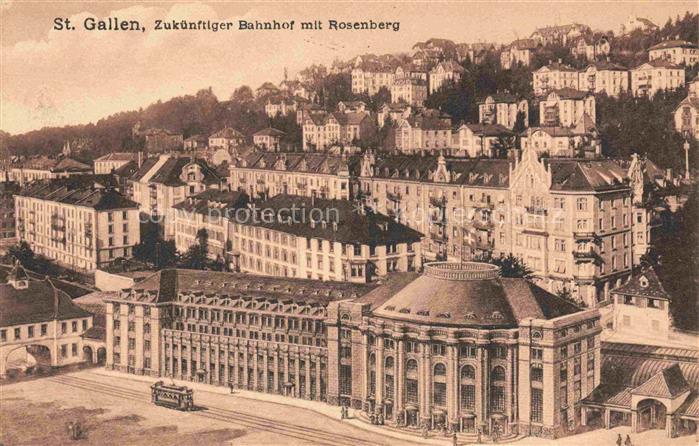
105;262;600;440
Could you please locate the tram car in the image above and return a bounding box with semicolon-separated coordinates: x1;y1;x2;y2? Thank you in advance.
151;381;194;411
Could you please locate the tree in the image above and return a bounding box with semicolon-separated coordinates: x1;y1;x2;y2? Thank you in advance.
230;86;254;104
180;229;209;270
474;252;533;278
6;241;35;268
133;222;178;269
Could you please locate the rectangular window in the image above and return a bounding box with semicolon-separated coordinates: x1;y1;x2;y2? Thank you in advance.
490;386;505;412
41;324;47;336
531;388;544;423
460;384;476;410
406;379;419;404
71;343;78;356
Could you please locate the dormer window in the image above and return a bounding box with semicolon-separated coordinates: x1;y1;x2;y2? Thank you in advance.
639;276;649;288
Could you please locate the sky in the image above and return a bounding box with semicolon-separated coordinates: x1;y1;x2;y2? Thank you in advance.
0;1;696;135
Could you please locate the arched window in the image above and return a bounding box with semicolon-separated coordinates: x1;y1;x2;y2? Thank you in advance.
461;365;475;380
405;359;419;404
491;366;506;381
433;363;447;407
368;353;376;396
385;356;395;401
434;363;447;376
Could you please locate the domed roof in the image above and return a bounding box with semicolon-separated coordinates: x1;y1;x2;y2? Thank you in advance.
372;262;581;328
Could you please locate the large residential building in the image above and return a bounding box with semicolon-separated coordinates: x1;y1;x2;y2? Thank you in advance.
500;39;538;70
377;103;412;128
129;155;224;238
94;152;141;175
478;93;529;130
571;35;611;61
520;119;600;158
533;62;580;96
619;16;658;35
358;148;654;306
10;157;92;186
229;195;422;282
15;179;140;271
630;60;686;97
351;63;396;96
253;128;286;151
530;24;590;46
390;78;428;107
209;127;246;150
648;40;699;67
172;190;249;261
103;263;601;441
0;182;19;242
302;112;376;151
265;97;298;118
578;62;629;97
0;264;95;378
229;152;355;201
429;61;465;94
539;89;596;127
389;112;453;154
673;77;699;139
451;124;514;158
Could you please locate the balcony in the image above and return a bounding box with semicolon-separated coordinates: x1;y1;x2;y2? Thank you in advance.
429;196;447;208
473;219;494;230
387;191;402;202
573;249;599;263
429;228;448;242
525;206;547;216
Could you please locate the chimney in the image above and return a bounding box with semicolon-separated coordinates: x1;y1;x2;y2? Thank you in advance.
665;168;673;181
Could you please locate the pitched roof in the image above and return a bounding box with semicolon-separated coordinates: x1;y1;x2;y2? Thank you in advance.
239;194;423;245
536;61;577;72
648;40;699;51
172;189;249;216
18;178;137;210
509;38;538;50
631;364;690;398
480;92;519;104
0;278;92;328
253;127;286;137
461;123;514;137
109;268;377;305
548;159;629;192
95;152;139;162
235;152;359;176
635;59;683;70
210;127;245;139
135;157;222;187
549;87;590;100
612;266;670;301
584;61;628;71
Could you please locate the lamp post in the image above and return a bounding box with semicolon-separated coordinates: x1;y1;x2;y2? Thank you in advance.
683;137;691;181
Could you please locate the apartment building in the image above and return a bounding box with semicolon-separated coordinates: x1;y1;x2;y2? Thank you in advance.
229;195;422;282
377;103;412;128
578;62;629;97
500;39;538;70
253;128;286;151
171;189;249;261
129;155;224;238
15;179;140;271
630;60;685;97
265;97;298;118
302;112;376;151
229;152;355;201
389;112;453;154
539;88;596;127
520;119;601;158
533;61;580;96
0;182;19;241
10;157;92;186
451;124;514;158
530;24;590;46
358;148;651;306
648;40;699;67
94;152;141;175
571;35;611;61
390;78;428;107
478;93;529;130
209;127;246;150
351;63;396;96
429;60;465;93
673;77;699;139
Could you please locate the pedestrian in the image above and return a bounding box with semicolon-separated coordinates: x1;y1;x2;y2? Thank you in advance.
616;433;623;446
67;422;74;440
422;424;429;438
378;413;384;425
624;434;632;446
477;427;482;444
452;431;458;446
370;413;375;425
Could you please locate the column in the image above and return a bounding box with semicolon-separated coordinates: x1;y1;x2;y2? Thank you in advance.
273;351;280;394
283;351;290;394
233;344;239;386
305;354;311;399
315;356;322;401
243;346;249;388
252;346;259;390
263;350;269;392
421;341;431;426
294;353;301;397
361;332;369;405
581;407;588;426
604;409;611;429
631;409;638;432
395;338;405;417
376;336;385;409
446;343;457;428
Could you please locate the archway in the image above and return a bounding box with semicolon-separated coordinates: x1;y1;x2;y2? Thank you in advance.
4;344;51;378
83;346;94;363
637;399;667;431
97;347;107;365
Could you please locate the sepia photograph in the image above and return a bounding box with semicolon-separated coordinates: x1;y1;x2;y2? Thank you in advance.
0;1;698;445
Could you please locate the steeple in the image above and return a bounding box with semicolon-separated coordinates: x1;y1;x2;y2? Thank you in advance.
8;260;29;290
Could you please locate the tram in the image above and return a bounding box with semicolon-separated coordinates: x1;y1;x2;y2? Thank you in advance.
151;381;194;411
